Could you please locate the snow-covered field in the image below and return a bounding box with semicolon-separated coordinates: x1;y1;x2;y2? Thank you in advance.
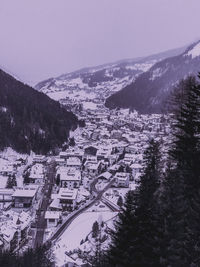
0;175;8;188
47;90;96;101
82;101;98;110
0;147;27;161
54;210;117;266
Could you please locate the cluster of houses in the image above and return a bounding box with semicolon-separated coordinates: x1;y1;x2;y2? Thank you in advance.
44;107;170;229
44;106;171;224
0;101;172;257
0;156;43;252
0;185;39;209
0;210;31;252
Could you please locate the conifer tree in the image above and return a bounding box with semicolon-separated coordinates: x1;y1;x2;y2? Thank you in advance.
92;221;99;238
106;190;136;267
162;75;200;266
56;174;60;186
127;139;162;266
6;175;13;188
12;174;17;187
0;245;52;267
117;196;123;207
105;140;162;267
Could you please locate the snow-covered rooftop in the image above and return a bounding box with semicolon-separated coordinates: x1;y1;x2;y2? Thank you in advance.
12;188;37;198
45;211;60;220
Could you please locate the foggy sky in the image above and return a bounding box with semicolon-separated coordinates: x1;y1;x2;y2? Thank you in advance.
0;0;200;85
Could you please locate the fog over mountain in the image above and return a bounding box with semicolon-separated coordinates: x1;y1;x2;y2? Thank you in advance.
0;0;200;84
36;46;186;103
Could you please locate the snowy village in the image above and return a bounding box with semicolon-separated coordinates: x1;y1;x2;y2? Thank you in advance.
0;98;171;266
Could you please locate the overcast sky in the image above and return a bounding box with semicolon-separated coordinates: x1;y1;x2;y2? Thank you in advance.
0;0;200;85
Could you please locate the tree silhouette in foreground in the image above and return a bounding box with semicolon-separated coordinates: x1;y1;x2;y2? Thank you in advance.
0;246;52;267
105;140;162;267
161;75;200;266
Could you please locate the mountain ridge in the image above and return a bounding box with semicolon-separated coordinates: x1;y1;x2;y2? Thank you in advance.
35;45;186;103
105;41;200;113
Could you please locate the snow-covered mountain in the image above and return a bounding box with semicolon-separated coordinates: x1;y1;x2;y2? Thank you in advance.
35;46;185;102
105;41;200;113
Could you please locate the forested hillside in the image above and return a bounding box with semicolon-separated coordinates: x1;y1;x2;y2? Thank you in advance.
105;41;200;113
98;74;200;267
0;69;78;154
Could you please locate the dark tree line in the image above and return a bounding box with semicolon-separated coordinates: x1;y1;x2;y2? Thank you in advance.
0;69;78;154
0;246;52;267
94;74;200;266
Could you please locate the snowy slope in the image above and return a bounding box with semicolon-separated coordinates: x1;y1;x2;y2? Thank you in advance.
35;46;186;103
186;42;200;59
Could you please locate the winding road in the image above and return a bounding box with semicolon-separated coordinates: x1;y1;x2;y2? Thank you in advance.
49;178;116;243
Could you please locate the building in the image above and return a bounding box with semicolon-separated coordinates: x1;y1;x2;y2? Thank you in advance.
49;198;62;211
84;146;98;156
59;149;84;162
84;162;101;176
57;167;81;189
131;163;142;177
12;188;37;208
29;164;45;184
114;172;130;188
55;157;66;166
96;146;112;161
98;171;112;181
57;188;78;211
33;155;46;163
66;157;82;169
0;189;14;210
0;228;18;252
45;211;61;228
123;153;136;165
0;211;31;252
0;164;14;176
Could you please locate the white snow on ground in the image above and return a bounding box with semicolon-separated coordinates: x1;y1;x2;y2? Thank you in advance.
0;158;8;166
65;77;85;88
0;147;34;187
0;158;10;188
150;67;164;81
54;211;117;266
0;147;27;162
125;60;157;72
37;63;150;103
82;102;98;110
86;201;110;212
187;42;200;59
0;175;8;188
104;188;130;205
47;90;96;101
16;165;26;187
